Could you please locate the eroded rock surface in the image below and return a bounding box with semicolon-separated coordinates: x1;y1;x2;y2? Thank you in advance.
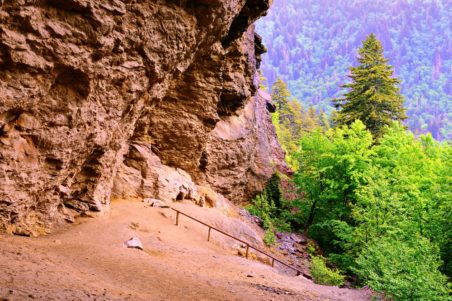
0;0;285;235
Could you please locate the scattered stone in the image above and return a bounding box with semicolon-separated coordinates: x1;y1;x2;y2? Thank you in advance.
124;237;143;250
58;185;71;195
238;208;263;226
129;222;140;230
64;215;75;223
80;211;96;218
252;284;296;296
274;232;312;277
290;233;306;244
143;198;169;208
159;211;170;219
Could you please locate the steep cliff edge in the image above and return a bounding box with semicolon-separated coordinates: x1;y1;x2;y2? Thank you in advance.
0;0;286;236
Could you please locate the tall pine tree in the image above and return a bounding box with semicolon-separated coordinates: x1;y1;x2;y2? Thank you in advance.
333;34;406;138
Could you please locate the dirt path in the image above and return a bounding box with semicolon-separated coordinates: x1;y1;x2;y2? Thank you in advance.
0;200;372;301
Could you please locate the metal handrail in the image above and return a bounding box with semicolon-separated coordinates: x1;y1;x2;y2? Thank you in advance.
171;208;309;278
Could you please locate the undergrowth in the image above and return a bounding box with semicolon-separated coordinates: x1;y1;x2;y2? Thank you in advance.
247;173;291;246
310;256;345;286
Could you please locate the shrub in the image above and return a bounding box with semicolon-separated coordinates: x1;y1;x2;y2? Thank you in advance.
306;241;317;256
310;256;345;286
355;236;449;301
247;173;293;246
263;229;276;246
247;174;291;231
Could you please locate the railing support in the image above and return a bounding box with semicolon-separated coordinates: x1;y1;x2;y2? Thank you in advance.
170;208;304;277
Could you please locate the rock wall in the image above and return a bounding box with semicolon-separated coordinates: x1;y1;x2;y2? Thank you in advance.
0;0;285;236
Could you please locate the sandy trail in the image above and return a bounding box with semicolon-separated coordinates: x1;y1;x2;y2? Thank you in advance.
0;200;372;301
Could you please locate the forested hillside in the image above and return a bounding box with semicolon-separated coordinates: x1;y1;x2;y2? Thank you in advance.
256;0;452;140
250;57;451;298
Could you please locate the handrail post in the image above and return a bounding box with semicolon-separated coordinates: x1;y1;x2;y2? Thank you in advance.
169;208;304;278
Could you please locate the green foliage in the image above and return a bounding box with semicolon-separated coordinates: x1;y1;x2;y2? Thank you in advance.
263;229;277;246
333;34;407;139
291;121;451;298
355;236;449;301
258;70;268;92
247;192;275;229
270;78;327;169
257;0;452;140
310;256;345;286
247;174;291;246
271;78;291;110
293;120;373;253
351;124;452;279
306;241;317;256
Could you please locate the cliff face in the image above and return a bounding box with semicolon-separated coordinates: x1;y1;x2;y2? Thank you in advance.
0;0;285;236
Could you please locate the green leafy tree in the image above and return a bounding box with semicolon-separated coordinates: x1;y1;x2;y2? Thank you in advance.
292;122;451;298
355;236;449;301
333;34;407;138
351;124;452;278
293;121;373;256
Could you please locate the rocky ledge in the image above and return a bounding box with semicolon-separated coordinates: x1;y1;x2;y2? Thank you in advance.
0;0;285;236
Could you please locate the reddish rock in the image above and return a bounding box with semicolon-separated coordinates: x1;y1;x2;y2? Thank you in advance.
0;0;284;235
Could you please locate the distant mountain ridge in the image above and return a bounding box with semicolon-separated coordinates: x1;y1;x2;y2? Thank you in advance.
257;0;452;140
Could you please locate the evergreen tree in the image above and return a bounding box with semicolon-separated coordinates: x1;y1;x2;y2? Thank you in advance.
303;106;320;132
271;78;331;169
271;78;290;110
319;110;331;131
333;34;407;138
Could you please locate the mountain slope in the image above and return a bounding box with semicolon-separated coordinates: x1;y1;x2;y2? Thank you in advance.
256;0;452;140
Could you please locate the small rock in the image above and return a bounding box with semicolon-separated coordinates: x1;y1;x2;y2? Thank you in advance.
143;198;169;208
246;274;254;278
129;222;140;230
252;216;263;225
81;211;96;218
58;185;71;195
290;233;307;244
159;211;170;219
124;237;143;250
